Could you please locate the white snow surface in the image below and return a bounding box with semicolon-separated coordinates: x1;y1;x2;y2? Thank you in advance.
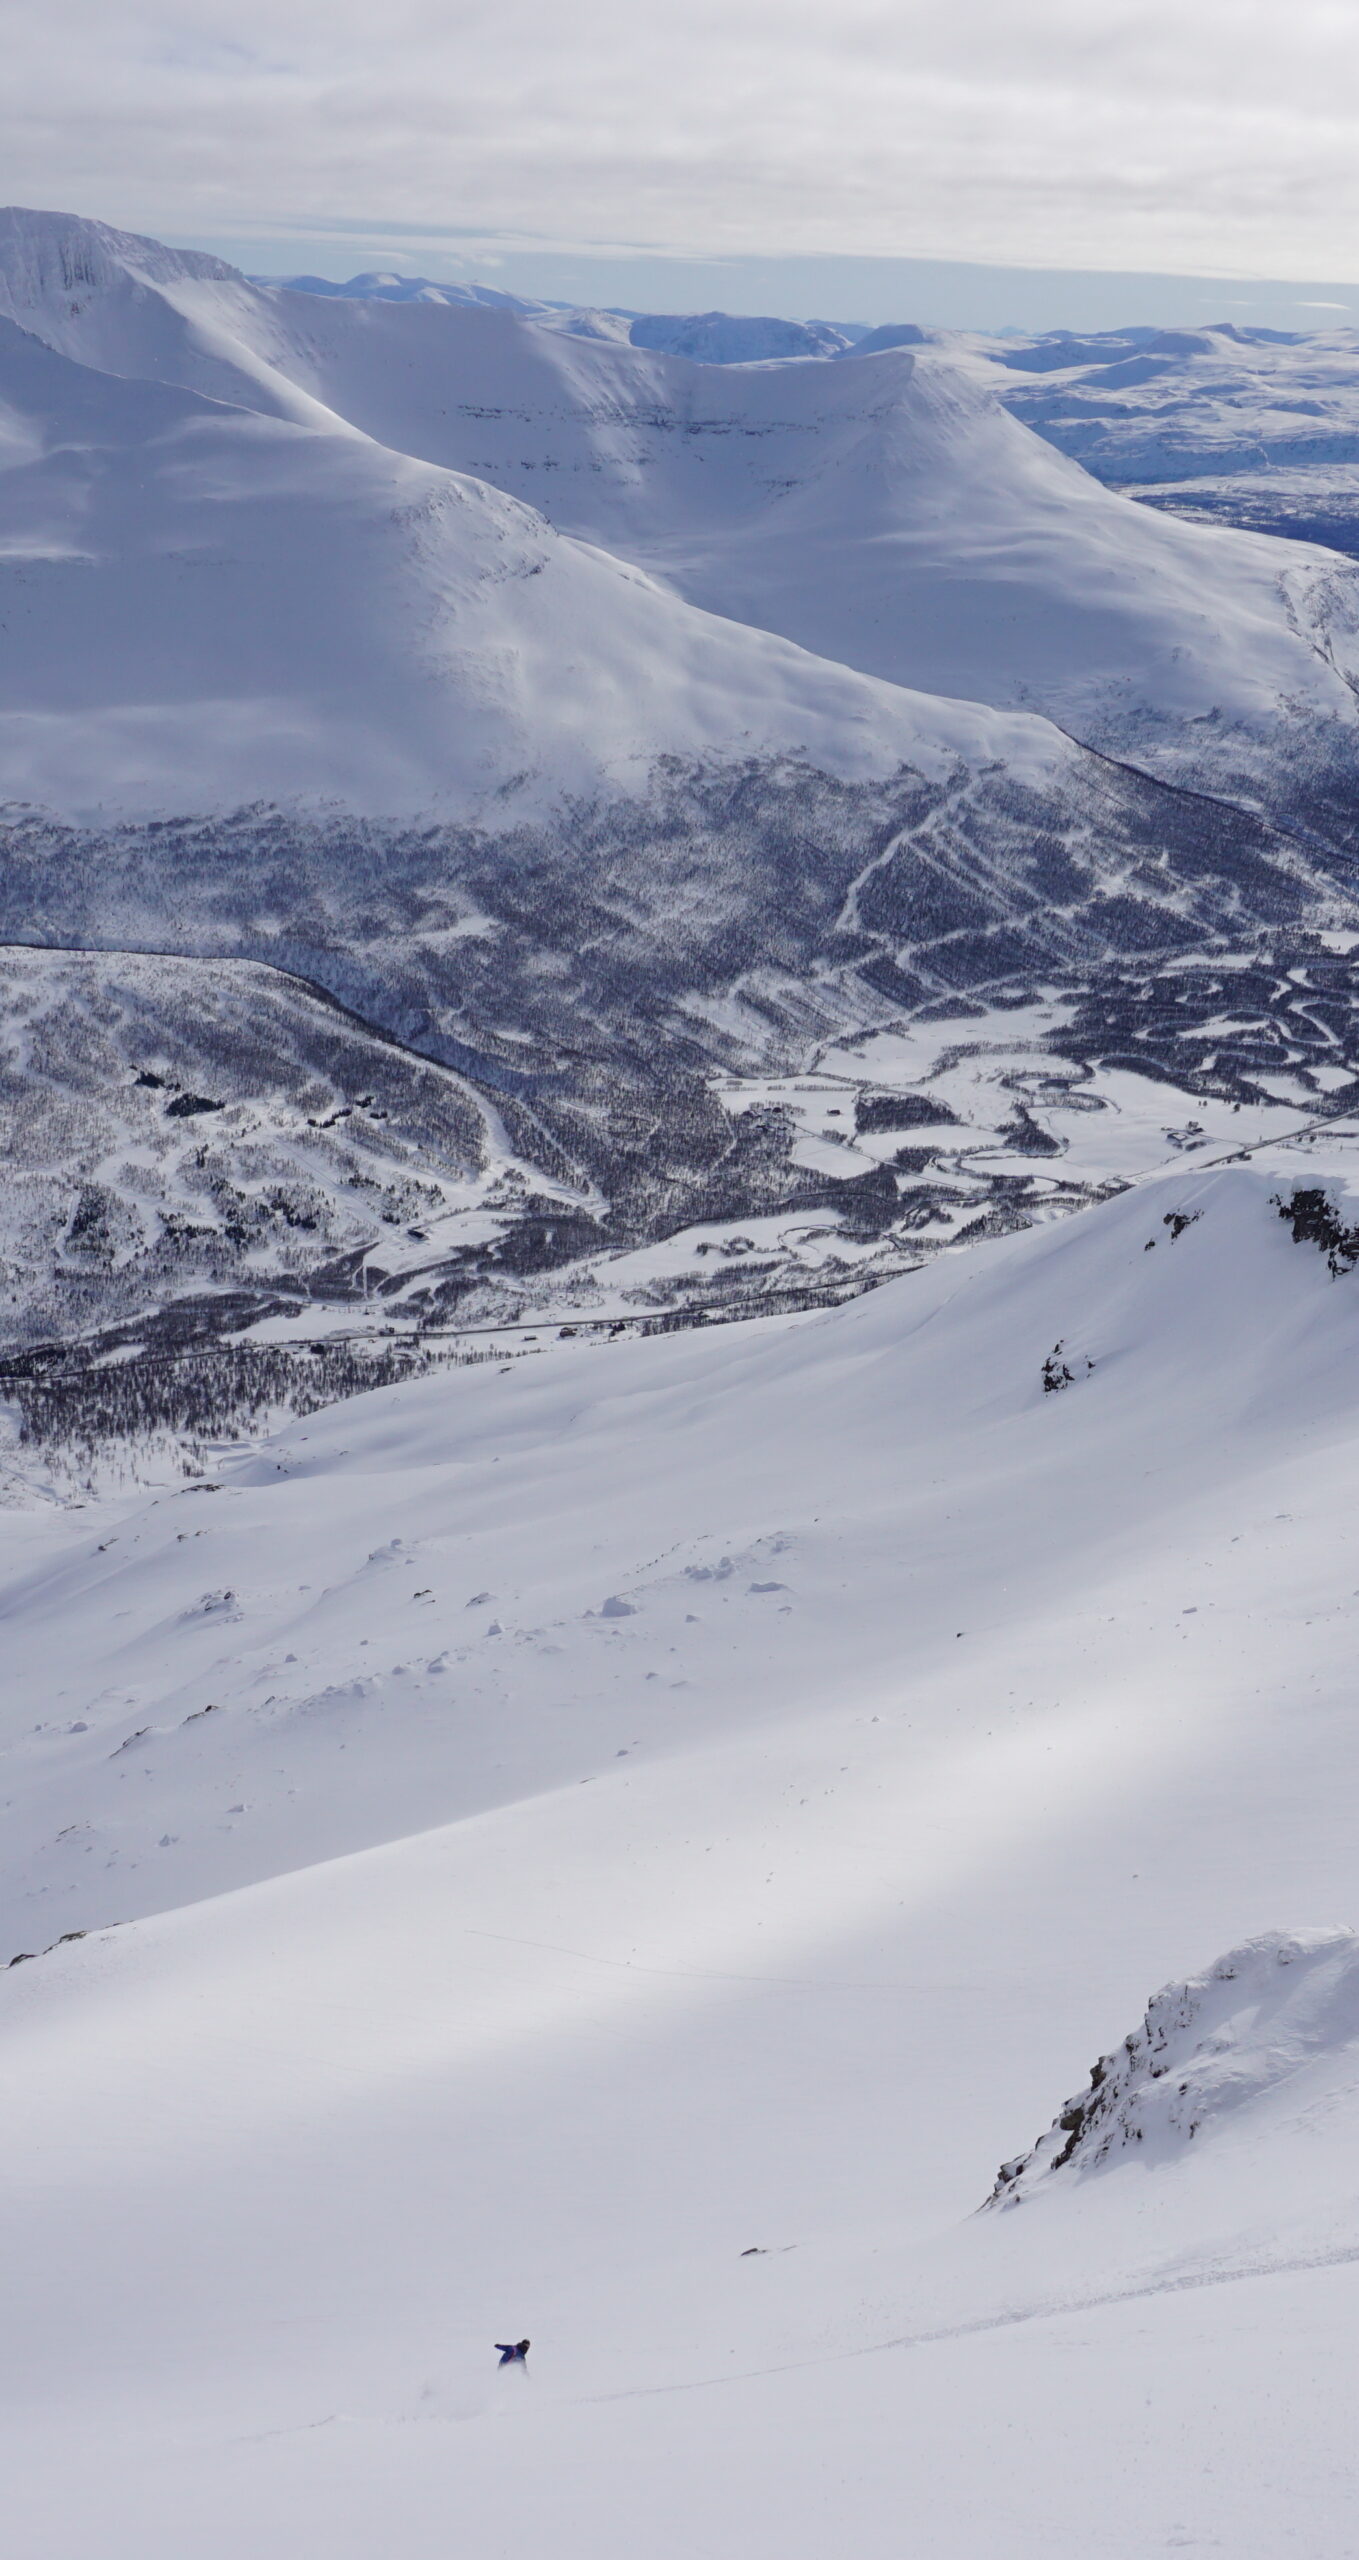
0;307;1049;818
275;289;865;364
982;320;1359;486
7;1151;1359;2550
4;206;1359;814
10;202;1359;2552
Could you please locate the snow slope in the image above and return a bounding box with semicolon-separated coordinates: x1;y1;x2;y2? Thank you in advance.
0;309;1050;818
6;208;1359;814
5;1149;1359;2550
595;349;1359;761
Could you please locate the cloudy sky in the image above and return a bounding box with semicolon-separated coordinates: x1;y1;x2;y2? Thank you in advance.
7;0;1359;313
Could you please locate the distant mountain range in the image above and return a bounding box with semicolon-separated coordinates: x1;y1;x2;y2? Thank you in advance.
274;267;1359;557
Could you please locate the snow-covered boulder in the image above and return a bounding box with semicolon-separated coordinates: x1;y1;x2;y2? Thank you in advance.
988;1928;1359;2205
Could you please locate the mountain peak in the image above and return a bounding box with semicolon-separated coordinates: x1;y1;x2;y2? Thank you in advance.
0;205;244;320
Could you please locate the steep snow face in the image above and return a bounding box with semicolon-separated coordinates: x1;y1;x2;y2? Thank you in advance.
0;205;239;309
990;1929;1359;2203
0;314;1060;818
0;206;344;432
7;1154;1359;2551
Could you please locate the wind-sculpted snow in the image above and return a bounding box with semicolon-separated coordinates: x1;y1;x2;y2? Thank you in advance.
989;1930;1359;2205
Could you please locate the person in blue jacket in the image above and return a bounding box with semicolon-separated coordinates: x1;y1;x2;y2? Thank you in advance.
496;2339;530;2366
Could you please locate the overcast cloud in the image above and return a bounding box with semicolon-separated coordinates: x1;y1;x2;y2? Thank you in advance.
6;0;1359;282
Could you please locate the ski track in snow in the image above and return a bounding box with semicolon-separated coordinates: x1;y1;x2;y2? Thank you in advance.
581;2241;1359;2406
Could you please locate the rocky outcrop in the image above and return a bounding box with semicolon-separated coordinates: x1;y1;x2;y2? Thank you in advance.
987;1929;1359;2206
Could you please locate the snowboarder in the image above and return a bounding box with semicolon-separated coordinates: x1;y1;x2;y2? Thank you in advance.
495;2339;531;2366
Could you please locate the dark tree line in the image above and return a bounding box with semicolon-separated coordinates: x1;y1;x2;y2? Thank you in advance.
7;1338;444;1452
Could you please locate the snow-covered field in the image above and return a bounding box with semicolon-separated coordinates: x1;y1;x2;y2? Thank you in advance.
6;1146;1359;2553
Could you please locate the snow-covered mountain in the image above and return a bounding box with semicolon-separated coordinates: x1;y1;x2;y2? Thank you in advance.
9;202;1359;2547
8;205;1255;826
0;306;984;817
627;308;859;361
263;273;862;361
985;319;1359;562
6;1148;1359;2551
8;205;1359;1379
989;320;1359;487
6;208;1356;829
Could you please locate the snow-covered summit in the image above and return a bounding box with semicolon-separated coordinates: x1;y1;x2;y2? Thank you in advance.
256;268;638;344
259;272;860;362
258;270;542;308
0;205;241;314
989;1928;1359;2205
627;309;856;362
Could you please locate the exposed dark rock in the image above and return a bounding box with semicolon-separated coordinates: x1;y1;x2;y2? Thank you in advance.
1273;1185;1359;1274
164;1092;224;1118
